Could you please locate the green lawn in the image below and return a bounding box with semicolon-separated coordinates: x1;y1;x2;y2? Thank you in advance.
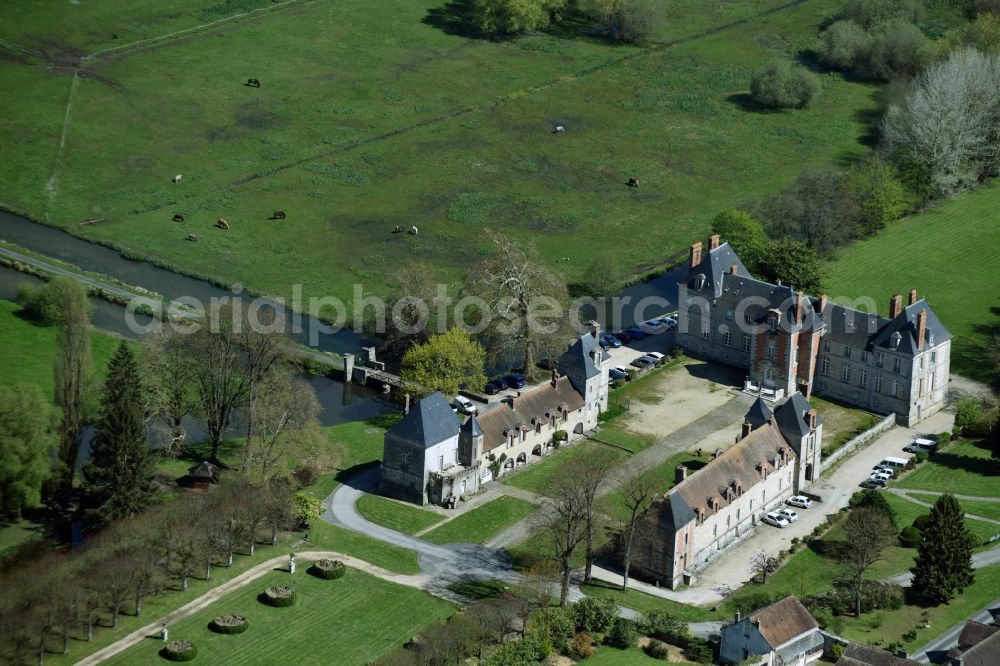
102;566;455;666
356;493;443;535
826;181;1000;381
908;494;1000;523
580;580;717;622
0;0;878;307
422;495;537;545
582;645;692;665
883;492;1000;547
897;440;1000;498
0;299;120;400
809;395;879;458
597;451;710;523
306;521;420;575
502;441;630;496
0;519;43;559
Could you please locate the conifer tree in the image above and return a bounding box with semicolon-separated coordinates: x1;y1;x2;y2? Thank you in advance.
910;494;975;604
82;342;156;526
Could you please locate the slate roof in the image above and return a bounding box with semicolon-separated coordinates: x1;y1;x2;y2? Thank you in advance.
749;596;818;648
188;461;220;481
387;392;459;449
958;620;1000;650
461;413;483;438
683;242;751;299
477;376;586;453
772;392;822;442
836;643;922;666
672;421;795;517
745;396;773;430
960;630;1000;666
652;491;698;531
558;332;601;380
868;300;951;353
686;267;823;334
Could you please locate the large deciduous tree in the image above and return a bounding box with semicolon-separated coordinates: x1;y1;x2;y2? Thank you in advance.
839;506;894;617
618;469;654;590
471;0;564;36
710;210;768;274
401;327;487;397
82;342;157;527
540;473;589;606
757;239;826;294
142;331;195;455
0;385;56;517
911;494;976;604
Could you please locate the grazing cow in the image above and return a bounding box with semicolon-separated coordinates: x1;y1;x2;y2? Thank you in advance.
409;226;418;235
271;210;286;220
172;213;185;222
216;218;230;230
553;124;565;133
626;177;639;188
186;234;199;242
245;78;261;88
173;174;182;183
392;225;403;234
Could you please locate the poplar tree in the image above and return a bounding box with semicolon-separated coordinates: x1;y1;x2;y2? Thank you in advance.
910;494;976;604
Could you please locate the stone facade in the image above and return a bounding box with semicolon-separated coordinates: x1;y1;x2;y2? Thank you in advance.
675;236;951;426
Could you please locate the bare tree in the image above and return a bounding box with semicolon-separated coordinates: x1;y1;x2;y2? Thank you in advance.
236;305;286;473
241;369;322;480
540;473;589;606
573;450;617;583
143;331;194;455
466;233;570;380
749;549;780;585
839;506;894;616
619;470;655;590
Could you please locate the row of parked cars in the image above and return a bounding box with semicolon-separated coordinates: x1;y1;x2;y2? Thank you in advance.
482;372;527;396
860;438;935;488
597;315;678;351
762;495;813;529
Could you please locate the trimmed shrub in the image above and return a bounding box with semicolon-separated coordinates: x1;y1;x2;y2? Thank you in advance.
750;60;821;109
899;526;923;548
161;640;197;662
644;639;670;659
260;585;296;607
604;617;636;649
568;632;594;660
573;597;618;635
209;614;248;634
309;559;346;580
553;430;568;443
912;514;933;532
914;451;928;464
829;642;845;660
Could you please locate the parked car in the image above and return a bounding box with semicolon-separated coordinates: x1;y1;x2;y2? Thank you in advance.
860;478;887;489
869;471;892;483
630;356;654;368
614;330;632;344
600;333;622;348
506;372;526;389
639;319;668;334
878;456;909;470
451;396;478;416
786;495;813;509
763;512;790;528
645;351;665;361
663;315;678;330
904;438;937;453
778;508;799;523
484;382;501;395
609;368;629;381
623;326;646;340
873;465;896;477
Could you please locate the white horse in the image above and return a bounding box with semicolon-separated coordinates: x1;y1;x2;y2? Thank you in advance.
409;226;418;235
173;174;182;183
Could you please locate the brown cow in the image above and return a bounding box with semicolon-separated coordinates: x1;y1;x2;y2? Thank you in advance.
172;213;185;222
245;78;261;88
186;234;199;242
271;210;286;220
216;219;230;230
626;177;639;188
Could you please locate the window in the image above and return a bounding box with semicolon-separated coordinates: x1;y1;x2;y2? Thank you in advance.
764;367;775;384
920;357;925;370
725;310;733;321
874;374;882;393
400;451;410;468
766;338;776;360
859;368;868;388
750;499;754;511
702;326;711;339
844;346;852;359
919;378;925;396
823;339;831;352
893;357;902;373
727;515;731;528
891;380;899;397
438;455;444;470
724;330;733;346
931;351;937;364
737;508;741;520
742;334;751;352
841;364;850;382
744;313;753;326
821;356;830;375
876;352;884;368
930;373;936;392
779;476;783;490
713;524;717;538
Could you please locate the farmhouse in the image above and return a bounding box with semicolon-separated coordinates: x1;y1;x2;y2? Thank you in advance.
675;236;951;425
379;330;609;506
629;392;823;589
719;596;823;666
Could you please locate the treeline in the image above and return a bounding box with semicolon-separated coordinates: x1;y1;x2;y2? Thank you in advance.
0;481;300;665
466;0;662;43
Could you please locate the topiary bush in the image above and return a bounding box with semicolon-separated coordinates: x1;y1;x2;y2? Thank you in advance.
161;640;197;661
260;585;296;607
899;526;923;548
209;614;248;634
308;559;346;580
644;639;670;659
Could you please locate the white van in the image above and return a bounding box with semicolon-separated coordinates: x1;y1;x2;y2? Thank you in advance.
904;438;937;453
880;456;909;469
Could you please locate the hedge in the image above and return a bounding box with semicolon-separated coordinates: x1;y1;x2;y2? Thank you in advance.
161;640;197;661
209;614;248;634
308;559;346;580
260;586;296;607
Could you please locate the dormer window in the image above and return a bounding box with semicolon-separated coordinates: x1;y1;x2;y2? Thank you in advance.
890;331;901;350
694;274;707;290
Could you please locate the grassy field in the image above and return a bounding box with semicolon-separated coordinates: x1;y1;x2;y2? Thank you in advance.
0;0;877;307
0;519;43;559
580;580;717;622
356;493;443;535
502;440;630;495
826;180;1000;382
422;495;537;544
0;299;121;399
597;451;710;522
883;492;1000;547
582;645;692;665
102;566;455;666
897;440;1000;498
908;494;1000;523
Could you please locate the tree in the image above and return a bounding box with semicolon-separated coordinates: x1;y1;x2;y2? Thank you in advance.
911;494;976;604
52;277;93;516
17;277;93;327
710;210;768;274
750;60;821;109
82;342;157;526
839;507;894;617
758;239;826;293
818;20;874;70
861;19;927;81
292;491;323;526
369;262;444;361
883;49;1000;196
572;450;617;583
848;488;898;530
0;385;56;517
471;0;564;36
844;156;909;238
143;331;195;455
466;233;570;380
590;0;663;43
236;305;286;474
618;470;654;590
579;253;625;298
927;13;1000;60
838;0;924;30
540;473;589;606
401;327;488;397
749;549;780;584
242;368;322;481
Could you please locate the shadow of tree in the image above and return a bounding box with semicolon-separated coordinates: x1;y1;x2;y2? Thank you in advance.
924;451;1000;478
422;0;490;40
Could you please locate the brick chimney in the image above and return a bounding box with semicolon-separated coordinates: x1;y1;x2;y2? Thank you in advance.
807;408;817;430
675;465;687;485
690;241;703;268
589;321;601;339
818;293;828;314
889;293;903;319
796;291;805;326
551;367;558;387
404;393;411;415
730;263;738;274
909;288;918;306
709;234;720;251
917;309;927;349
741;421;753;439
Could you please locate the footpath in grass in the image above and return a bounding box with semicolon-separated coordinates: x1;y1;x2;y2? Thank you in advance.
597;450;710;523
306;521;420;575
356;493;443;536
102;566;455;666
883;493;1000;547
502;441;631;496
826;180;1000;382
897;439;1000;498
422;496;537;545
907;494;1000;523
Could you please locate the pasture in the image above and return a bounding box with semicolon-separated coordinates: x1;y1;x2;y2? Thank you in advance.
896;439;1000;498
0;0;876;307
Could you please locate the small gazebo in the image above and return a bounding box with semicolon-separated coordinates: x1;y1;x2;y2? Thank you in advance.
187;461;220;488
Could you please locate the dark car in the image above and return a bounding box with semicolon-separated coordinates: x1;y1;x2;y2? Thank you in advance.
624;326;646;340
484;382;501;395
609;368;628;381
600;333;622;349
630;356;653;368
506;372;527;389
492;376;510;390
614;330;631;344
